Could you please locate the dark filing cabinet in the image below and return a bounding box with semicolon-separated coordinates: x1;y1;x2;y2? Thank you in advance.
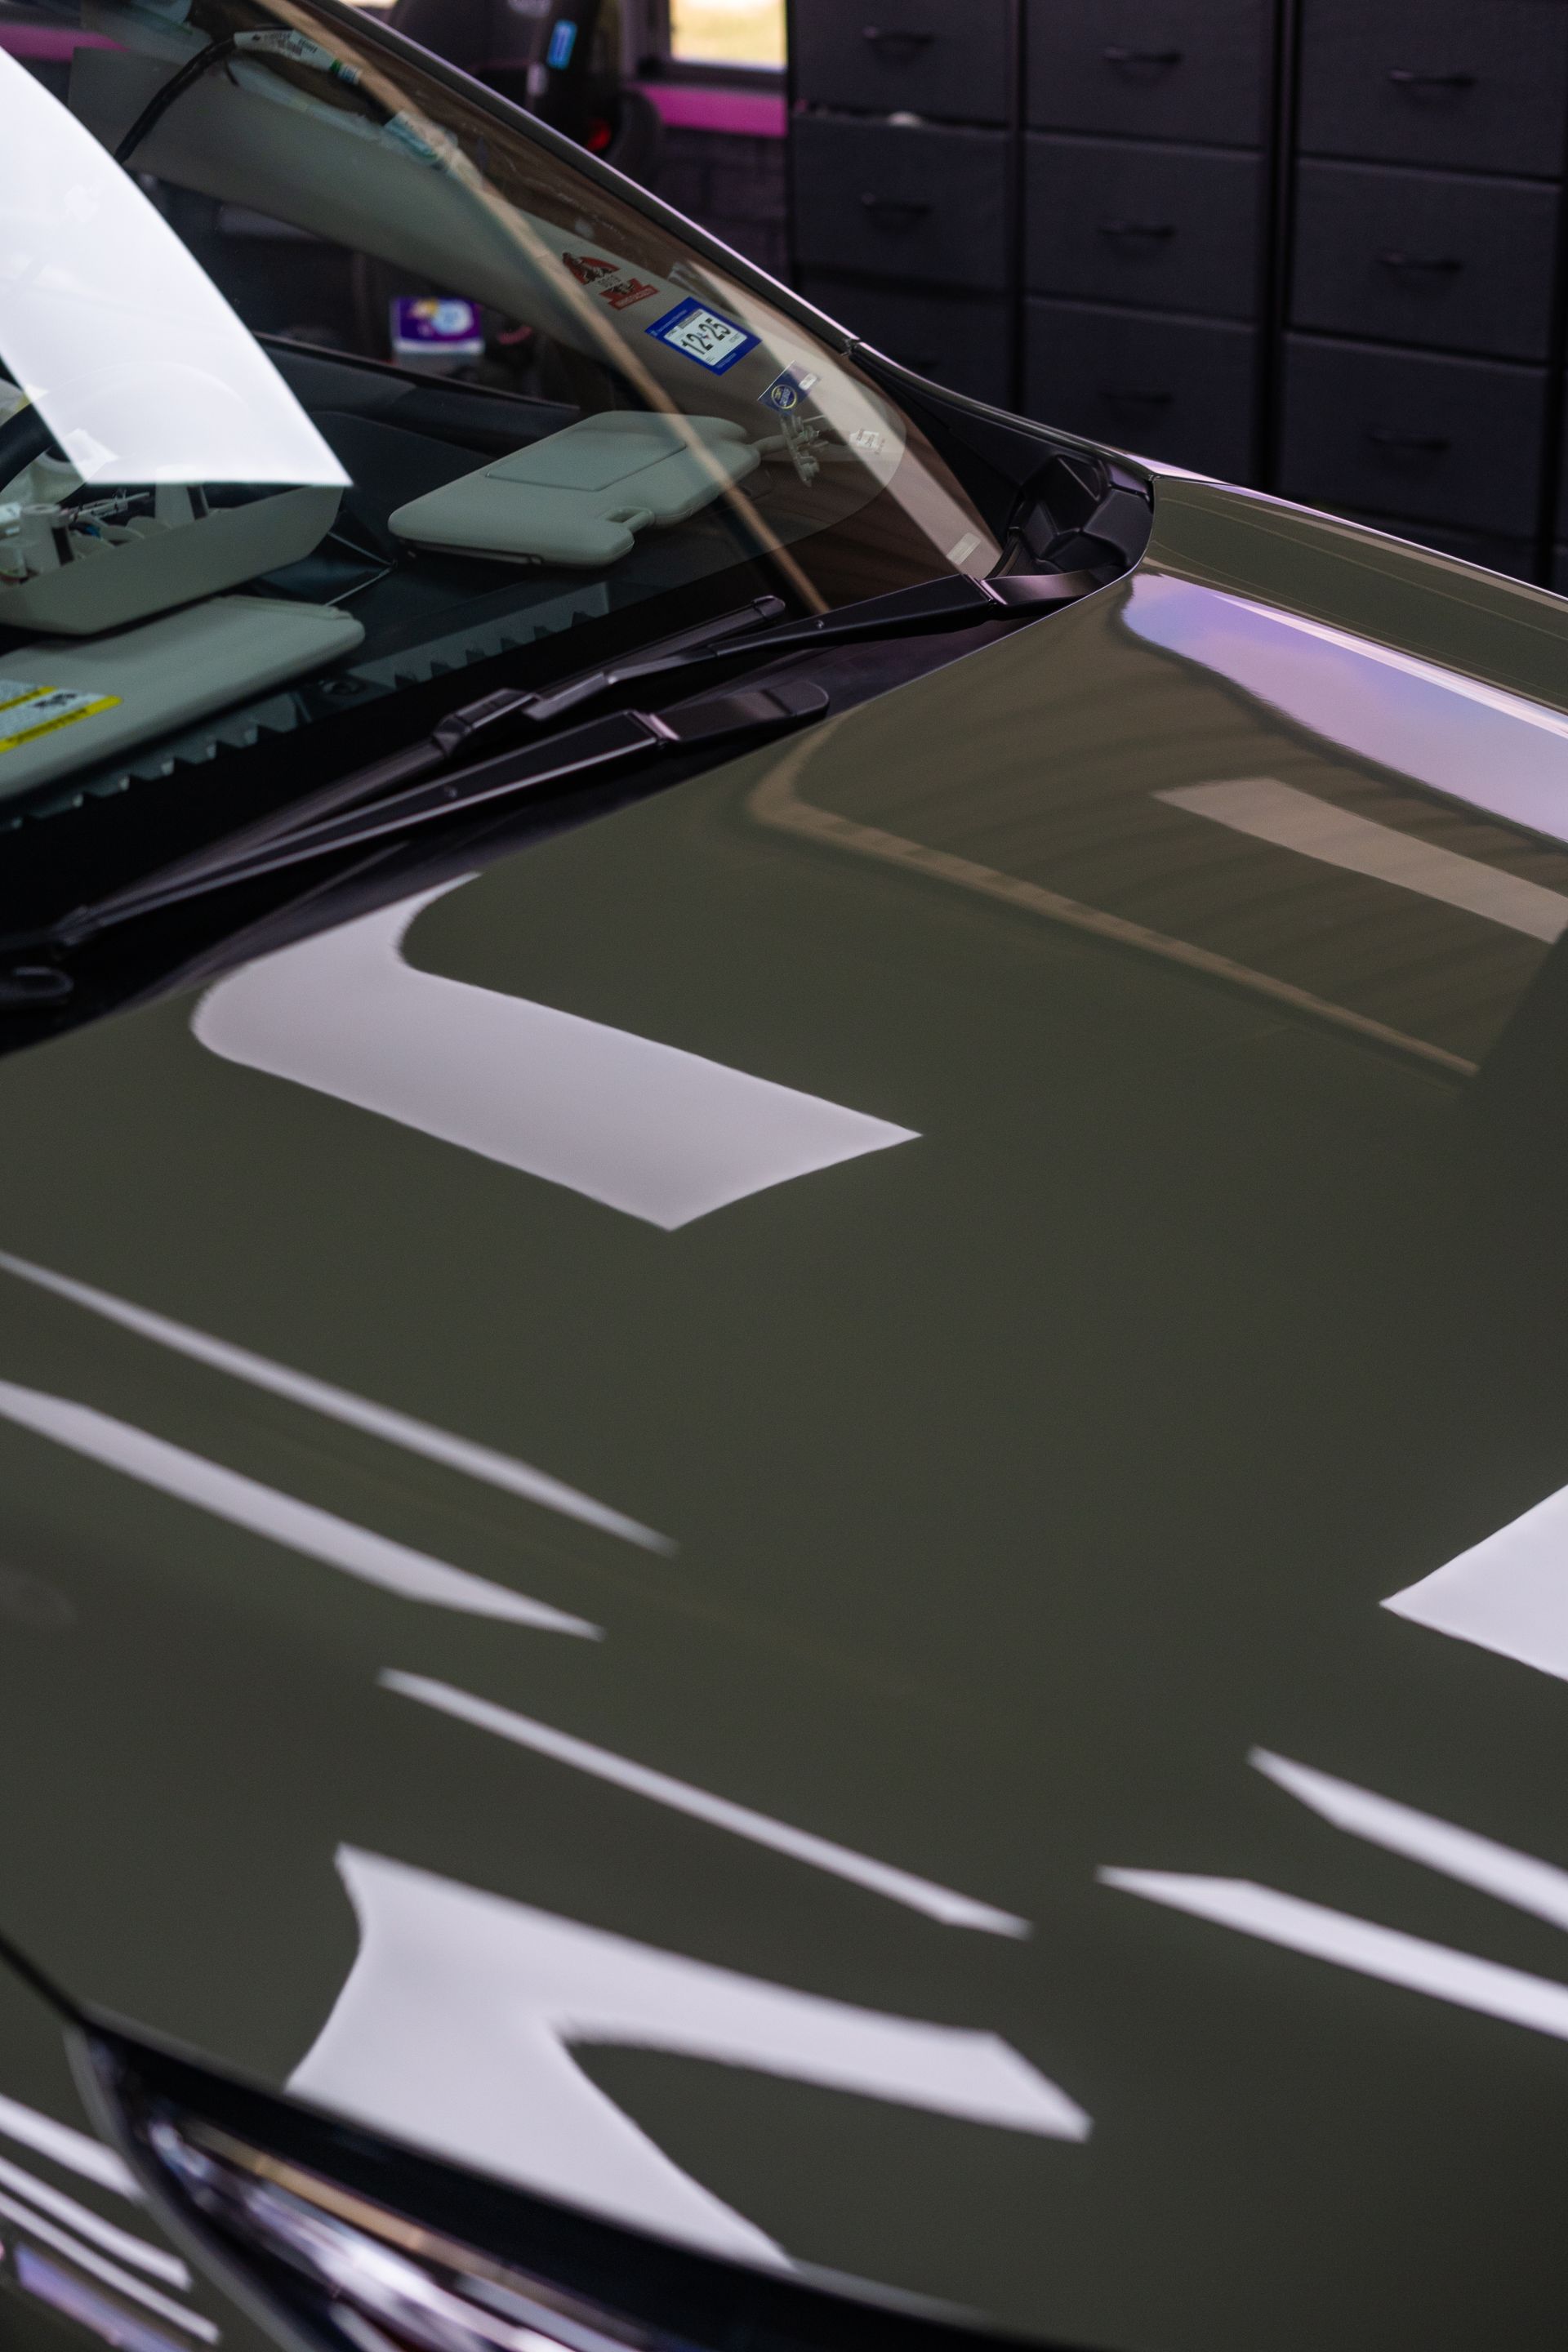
1022;0;1273;483
786;0;1568;588
788;0;1018;408
1283;0;1568;582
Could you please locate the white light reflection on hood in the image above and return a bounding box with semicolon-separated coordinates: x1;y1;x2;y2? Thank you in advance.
0;50;346;486
291;1848;1089;2265
1124;572;1568;849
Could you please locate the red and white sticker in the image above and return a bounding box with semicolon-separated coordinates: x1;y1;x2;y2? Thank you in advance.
561;252;658;310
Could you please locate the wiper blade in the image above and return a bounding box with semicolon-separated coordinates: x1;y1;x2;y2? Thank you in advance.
33;564;1085;951
220;570;1080;871
48;675;829;945
28;594;785;951
522;568;1095;723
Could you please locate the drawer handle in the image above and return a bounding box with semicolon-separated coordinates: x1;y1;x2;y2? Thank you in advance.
1103;44;1183;69
861;26;936;56
861;194;932;227
1098;219;1177;240
1376;250;1463;275
1100;387;1174;408
1387;68;1477;92
1366;427;1451;455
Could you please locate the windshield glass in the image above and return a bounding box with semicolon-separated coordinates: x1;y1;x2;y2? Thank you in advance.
0;0;998;815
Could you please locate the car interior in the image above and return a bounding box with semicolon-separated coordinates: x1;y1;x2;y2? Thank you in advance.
0;0;1003;811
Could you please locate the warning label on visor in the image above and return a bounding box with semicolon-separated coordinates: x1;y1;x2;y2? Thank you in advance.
0;680;122;754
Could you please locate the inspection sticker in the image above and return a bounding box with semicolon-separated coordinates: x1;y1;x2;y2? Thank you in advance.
644;297;759;374
758;363;820;414
0;683;120;755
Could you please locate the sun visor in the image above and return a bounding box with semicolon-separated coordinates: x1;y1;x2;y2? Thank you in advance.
0;51;345;488
390;414;761;565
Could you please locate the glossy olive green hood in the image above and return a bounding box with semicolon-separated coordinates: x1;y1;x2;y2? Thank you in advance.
7;478;1568;2352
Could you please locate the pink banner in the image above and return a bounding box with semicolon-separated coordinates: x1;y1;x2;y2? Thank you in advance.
635;81;786;137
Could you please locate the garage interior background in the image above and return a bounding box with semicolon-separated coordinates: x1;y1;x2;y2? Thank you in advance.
662;0;1568;595
11;0;1568;590
783;0;1568;594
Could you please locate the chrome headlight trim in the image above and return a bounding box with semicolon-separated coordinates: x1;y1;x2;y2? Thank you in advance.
77;2029;1035;2352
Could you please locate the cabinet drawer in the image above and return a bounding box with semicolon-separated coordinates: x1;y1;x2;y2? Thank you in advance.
1027;135;1263;318
1298;0;1568;175
1293;162;1557;360
791;117;1008;291
792;0;1010;123
1025;0;1272;147
1024;299;1256;478
1333;507;1535;582
1280;336;1544;534
1554;408;1568;540
797;275;1012;405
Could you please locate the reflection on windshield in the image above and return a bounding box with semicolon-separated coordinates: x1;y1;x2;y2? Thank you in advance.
0;0;996;816
1;47;344;487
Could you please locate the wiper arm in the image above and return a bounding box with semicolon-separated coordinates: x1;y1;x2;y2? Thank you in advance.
521;568;1095;723
47;674;828;946
35;564;1085;950
29;594;785;951
221;569;1080;867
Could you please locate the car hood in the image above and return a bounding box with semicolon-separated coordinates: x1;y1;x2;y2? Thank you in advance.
6;476;1568;2352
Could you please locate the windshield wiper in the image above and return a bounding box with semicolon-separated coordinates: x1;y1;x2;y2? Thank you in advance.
33;564;1088;950
516;567;1095;722
201;568;1081;878
45;674;829;946
24;594;786;950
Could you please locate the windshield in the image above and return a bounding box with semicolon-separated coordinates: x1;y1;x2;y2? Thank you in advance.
0;0;1000;817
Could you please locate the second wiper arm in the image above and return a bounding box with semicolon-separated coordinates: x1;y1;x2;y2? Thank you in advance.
34;565;1085;951
522;568;1096;723
49;675;829;945
29;595;786;951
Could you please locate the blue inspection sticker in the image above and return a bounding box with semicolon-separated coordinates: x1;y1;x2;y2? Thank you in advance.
644;297;760;375
546;19;577;67
758;363;820;414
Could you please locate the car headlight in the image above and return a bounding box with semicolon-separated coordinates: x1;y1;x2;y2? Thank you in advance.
82;2028;987;2352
